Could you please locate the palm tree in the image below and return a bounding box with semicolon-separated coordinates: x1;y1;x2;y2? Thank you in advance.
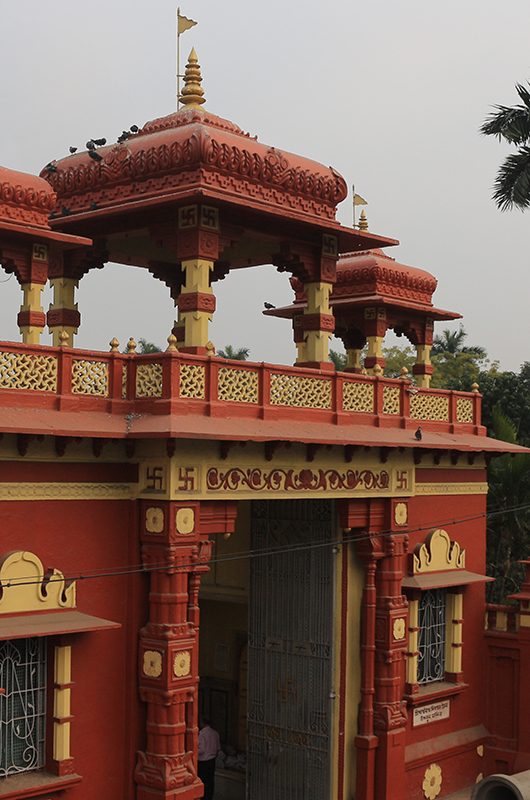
481;83;530;210
217;345;250;360
138;339;162;354
431;325;486;358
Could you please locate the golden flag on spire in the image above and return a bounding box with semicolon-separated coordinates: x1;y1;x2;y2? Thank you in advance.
353;193;368;206
177;8;198;34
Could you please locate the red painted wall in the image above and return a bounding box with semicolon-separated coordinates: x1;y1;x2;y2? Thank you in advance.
0;496;147;799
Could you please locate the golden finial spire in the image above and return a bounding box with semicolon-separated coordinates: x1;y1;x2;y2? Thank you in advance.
179;48;205;109
359;209;369;231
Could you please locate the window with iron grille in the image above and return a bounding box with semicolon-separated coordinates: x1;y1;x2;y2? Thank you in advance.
0;638;47;777
417;589;446;684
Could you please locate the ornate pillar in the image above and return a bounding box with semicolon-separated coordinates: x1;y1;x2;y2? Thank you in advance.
48;276;79;346
11;242;49;344
176;205;220;354
295;235;338;371
373;532;409;800
411;320;434;388
363;308;387;375
135;499;236;800
47;243;107;346
343;329;367;373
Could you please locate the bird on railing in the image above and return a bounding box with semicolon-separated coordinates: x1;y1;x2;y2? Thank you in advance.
264;302;276;310
415;427;423;441
69;146;78;154
88;150;103;162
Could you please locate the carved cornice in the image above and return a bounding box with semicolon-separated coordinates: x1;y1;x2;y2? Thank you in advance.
42;120;347;221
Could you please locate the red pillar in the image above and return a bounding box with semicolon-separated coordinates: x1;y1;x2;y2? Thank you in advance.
135;500;236;800
373;533;409;800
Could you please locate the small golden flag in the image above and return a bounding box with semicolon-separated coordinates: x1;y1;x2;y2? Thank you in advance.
178;10;198;34
353;193;368;206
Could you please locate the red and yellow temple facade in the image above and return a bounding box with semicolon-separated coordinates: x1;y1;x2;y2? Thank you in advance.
0;49;528;800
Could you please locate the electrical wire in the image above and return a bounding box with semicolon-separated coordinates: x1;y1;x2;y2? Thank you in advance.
3;499;530;591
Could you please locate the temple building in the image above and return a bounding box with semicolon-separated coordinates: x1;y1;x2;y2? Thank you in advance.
0;47;529;800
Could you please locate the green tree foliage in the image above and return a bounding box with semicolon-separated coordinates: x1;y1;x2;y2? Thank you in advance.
382;345;415;377
478;363;530;444
486;407;530;602
329;345;415;374
481;82;530;210
217;345;250;360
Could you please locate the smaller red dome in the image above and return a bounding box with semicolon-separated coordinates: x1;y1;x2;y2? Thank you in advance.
334;249;438;307
0;166;56;230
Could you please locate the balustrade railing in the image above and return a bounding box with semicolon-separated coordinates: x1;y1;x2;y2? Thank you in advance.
485;603;518;633
0;341;482;431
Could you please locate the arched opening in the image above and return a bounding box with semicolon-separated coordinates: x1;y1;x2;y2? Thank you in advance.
211;265;295;365
65;263;175;352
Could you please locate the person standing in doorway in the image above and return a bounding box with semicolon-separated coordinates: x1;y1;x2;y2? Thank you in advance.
198;718;220;800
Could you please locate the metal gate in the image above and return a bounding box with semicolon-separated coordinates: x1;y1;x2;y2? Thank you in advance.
247;500;335;800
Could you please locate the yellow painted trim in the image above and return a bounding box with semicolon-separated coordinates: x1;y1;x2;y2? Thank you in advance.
138;446;415;501
445;593;463;674
0;551;75;613
407;599;419;685
0;482;134;501
415;482;488;496
53;645;72;762
413;529;465;574
180;258;214;349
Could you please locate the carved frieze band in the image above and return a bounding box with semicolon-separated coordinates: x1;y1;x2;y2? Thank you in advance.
0;482;135;501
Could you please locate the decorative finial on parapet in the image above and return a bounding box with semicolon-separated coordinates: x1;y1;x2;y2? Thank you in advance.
359;209;368;231
127;337;137;354
400;366;409;379
206;340;216;357
373;363;383;376
109;337;120;352
180;48;205;108
58;330;69;347
166;334;178;352
471;382;480;393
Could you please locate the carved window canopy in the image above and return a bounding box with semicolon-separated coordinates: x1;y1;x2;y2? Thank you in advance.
403;571;492;590
0;610;119;640
403;528;492;590
0;550;119;634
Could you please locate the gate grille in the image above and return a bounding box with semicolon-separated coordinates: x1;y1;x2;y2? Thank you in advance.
247;500;334;800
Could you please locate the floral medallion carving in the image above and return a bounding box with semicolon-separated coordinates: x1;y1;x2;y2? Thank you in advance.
393;618;406;641
143;650;163;679
145;507;164;534
173;651;191;678
422;763;442;800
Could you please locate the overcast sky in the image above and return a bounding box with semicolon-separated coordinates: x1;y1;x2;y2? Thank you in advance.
1;0;529;369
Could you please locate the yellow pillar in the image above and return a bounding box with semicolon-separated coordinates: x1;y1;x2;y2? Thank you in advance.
406;598;419;686
18;283;45;344
178;258;215;351
365;335;385;375
414;344;432;388
298;281;333;365
49;277;79;346
346;347;364;371
53;644;72;765
445;592;463;676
